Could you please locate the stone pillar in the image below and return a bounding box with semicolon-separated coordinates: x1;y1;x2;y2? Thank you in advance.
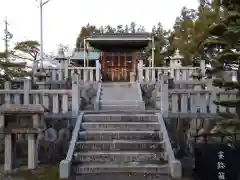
64;60;69;79
83;70;88;82
4;81;11;104
160;75;169;117
23;79;30;104
200;60;205;76
95;60;100;81
137;60;143;82
130;72;135;82
28;134;38;169
0;114;5;128
4;134;13;171
72;75;80;118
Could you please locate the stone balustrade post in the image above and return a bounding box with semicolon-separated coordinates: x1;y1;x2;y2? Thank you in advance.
4;134;13;171
137;60;143;83
160;75;169;117
28;134;38;169
83;70;88;82
130;72;136;82
24;79;31;104
72;75;80;118
200;60;205;76
96;60;100;82
4;81;11;104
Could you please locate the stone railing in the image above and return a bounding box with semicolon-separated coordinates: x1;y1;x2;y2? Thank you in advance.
59;112;84;179
94;83;102;110
0;75;83;115
158;75;237;117
44;66;100;82
138;67;199;83
156;113;181;178
136;82;145;110
68;67;100;82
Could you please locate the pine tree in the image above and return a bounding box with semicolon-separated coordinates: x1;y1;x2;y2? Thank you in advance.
200;0;240;132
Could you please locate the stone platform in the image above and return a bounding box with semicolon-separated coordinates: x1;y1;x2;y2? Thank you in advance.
99;83;145;110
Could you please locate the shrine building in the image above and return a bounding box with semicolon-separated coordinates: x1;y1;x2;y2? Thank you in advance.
73;33;152;81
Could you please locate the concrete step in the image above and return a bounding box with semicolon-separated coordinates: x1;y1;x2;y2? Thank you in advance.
73;173;170;180
72;163;169;174
75;140;164;151
100;105;142;111
73;151;166;163
83;114;158;122
100;100;141;105
78;131;162;141
81;122;160;131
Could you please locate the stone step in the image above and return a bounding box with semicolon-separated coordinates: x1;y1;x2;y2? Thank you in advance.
72;163;169;174
73;151;166;163
100;100;141;105
100;105;142;111
83;114;158;122
78;131;162;141
81;122;160;131
74;173;170;180
75;140;164;151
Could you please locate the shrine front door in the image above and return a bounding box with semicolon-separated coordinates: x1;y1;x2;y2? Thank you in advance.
102;52;135;82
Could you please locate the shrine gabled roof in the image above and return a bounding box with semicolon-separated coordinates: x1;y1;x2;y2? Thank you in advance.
86;33;152;52
70;51;100;60
87;33;152;41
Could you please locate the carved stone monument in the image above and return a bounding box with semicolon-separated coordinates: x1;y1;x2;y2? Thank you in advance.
0;104;45;171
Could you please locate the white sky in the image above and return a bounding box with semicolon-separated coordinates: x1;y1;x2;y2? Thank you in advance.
0;0;198;55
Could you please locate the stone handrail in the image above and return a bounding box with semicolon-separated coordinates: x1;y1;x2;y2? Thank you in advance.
156;113;182;179
94;83;102;110
137;82;145;110
139;66;200;82
59;112;84;179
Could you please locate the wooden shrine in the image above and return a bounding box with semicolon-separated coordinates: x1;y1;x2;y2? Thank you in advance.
0;104;45;171
86;33;152;81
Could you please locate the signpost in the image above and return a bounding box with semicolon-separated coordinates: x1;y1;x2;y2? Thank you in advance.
194;143;238;180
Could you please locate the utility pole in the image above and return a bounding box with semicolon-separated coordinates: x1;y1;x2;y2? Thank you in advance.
3;17;9;59
39;0;51;71
3;17;13;60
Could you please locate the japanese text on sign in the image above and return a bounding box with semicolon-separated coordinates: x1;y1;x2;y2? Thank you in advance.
217;151;225;180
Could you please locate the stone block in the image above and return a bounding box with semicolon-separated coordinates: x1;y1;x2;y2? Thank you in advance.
0;104;44;114
83;114;158;122
75;140;164;151
75;173;170;180
59;160;71;179
73;151;165;164
78;131;162;141
81;122;161;131
170;160;182;179
73;164;169;174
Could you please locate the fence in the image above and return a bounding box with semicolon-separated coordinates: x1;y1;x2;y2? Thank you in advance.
159;75;237;116
43;62;202;83
138;67;201;82
44;66;100;82
0;75;82;115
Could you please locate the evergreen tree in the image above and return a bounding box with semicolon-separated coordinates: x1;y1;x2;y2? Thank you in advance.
201;0;240;132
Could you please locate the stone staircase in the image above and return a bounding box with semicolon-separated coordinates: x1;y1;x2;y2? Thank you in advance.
60;112;182;180
99;82;145;111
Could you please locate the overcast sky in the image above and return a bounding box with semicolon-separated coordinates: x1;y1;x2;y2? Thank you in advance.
0;0;198;55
